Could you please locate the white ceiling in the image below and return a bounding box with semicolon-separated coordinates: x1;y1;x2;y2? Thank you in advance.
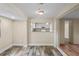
64;7;79;19
0;3;75;20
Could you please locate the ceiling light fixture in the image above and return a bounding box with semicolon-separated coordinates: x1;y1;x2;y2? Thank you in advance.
36;9;45;15
36;3;45;15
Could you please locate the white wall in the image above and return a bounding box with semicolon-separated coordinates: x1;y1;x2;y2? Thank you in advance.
0;16;56;52
29;19;54;46
59;19;79;44
59;19;65;44
0;17;13;52
73;20;79;44
13;21;27;47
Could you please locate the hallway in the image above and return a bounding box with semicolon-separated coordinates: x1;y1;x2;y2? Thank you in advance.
60;44;79;56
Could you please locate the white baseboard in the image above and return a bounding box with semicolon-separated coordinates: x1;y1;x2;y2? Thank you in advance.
13;43;24;46
28;43;54;46
0;44;13;54
57;47;67;56
13;43;27;47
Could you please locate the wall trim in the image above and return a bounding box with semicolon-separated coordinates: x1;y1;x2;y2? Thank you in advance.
0;44;13;54
28;44;54;46
13;43;27;47
13;43;25;46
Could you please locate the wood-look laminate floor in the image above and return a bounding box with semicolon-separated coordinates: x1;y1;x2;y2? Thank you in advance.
60;44;79;56
0;46;62;56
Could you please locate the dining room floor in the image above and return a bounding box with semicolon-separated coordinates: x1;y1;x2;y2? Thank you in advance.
0;46;63;56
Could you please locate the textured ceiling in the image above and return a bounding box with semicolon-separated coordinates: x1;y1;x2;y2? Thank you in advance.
0;3;76;20
64;7;79;19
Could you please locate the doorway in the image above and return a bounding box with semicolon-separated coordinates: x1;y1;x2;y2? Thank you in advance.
59;19;73;45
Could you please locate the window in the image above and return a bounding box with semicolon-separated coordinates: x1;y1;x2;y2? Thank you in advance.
31;23;52;32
